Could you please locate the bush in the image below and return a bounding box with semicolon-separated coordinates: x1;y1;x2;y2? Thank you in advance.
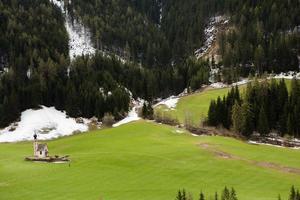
102;113;115;127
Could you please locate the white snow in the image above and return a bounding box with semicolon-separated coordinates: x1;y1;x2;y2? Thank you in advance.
112;99;143;127
0;106;88;143
210;79;249;89
50;0;95;60
112;107;140;127
271;71;300;80
232;79;249;86
210;82;227;89
195;16;229;59
248;140;299;150
155;96;179;109
27;68;32;79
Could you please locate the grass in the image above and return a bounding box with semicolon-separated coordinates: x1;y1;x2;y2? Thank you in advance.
155;87;234;125
0;121;299;200
155;79;292;125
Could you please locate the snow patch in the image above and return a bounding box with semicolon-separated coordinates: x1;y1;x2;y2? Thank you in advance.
155;96;179;109
50;0;95;60
195;16;228;59
112;99;143;127
210;79;249;89
0;106;88;143
248;140;299;150
271;71;300;80
210;82;227;89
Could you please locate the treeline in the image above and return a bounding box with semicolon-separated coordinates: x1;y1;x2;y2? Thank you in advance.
218;0;300;74
207;79;300;138
0;0;212;127
174;186;300;200
0;50;210;127
0;54;131;126
175;187;238;200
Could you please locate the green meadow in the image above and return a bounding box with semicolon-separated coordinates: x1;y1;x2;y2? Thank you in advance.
155;79;292;125
0;121;299;200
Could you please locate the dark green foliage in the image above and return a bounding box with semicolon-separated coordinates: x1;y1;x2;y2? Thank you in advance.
207;79;300;138
207;86;241;129
188;59;210;91
258;105;269;136
215;192;219;200
142;102;153;119
278;186;300;200
221;187;238;200
176;189;187;200
176;187;238;200
218;0;300;74
199;192;205;200
68;0;218;67
0;0;68;69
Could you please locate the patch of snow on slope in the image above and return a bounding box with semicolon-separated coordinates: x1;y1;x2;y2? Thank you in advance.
0;106;88;143
271;71;300;80
210;82;227;89
113;107;140;127
210;79;249;89
155;96;179;109
113;99;143;127
248;140;299;150
195;16;228;59
50;0;95;60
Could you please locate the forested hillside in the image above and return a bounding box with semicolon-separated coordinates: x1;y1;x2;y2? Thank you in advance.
218;0;300;74
0;0;299;127
208;79;300;138
69;0;219;66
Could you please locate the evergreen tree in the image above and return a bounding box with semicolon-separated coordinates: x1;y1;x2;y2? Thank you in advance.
241;100;254;138
231;100;242;133
289;186;296;200
199;192;205;200
176;190;183;200
215;192;218;200
221;187;230;200
230;188;238;200
208;100;217;126
257;105;269;136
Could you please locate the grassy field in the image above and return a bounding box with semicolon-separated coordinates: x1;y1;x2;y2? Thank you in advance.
0;121;299;200
155;79;292;125
155;87;237;125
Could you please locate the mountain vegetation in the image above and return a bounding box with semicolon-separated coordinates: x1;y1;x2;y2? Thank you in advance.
207;79;300;138
218;0;300;75
175;187;238;200
0;0;299;127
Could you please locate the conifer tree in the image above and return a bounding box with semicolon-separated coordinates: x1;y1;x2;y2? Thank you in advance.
176;190;183;200
208;100;217;126
258;105;269;136
289;186;296;200
199;192;205;200
230;188;238;200
221;187;230;200
241;100;254;137
232;100;242;133
215;192;218;200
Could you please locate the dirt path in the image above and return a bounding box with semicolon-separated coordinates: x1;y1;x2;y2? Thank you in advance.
198;143;300;175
